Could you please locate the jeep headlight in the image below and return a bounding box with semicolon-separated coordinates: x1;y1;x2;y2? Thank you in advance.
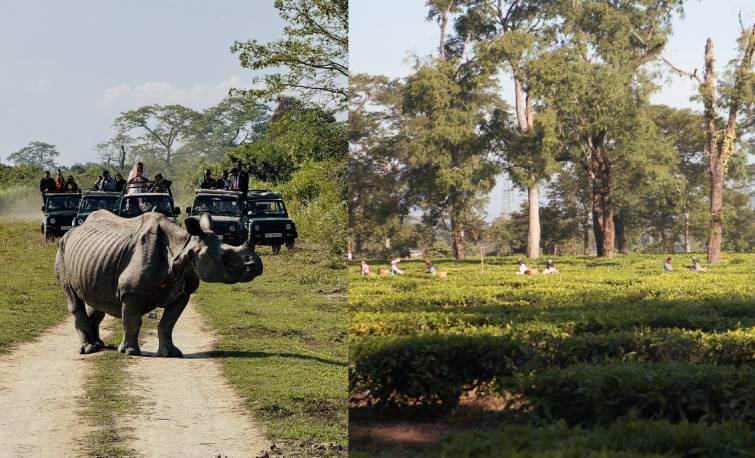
49;217;56;224
254;224;260;231
229;225;236;232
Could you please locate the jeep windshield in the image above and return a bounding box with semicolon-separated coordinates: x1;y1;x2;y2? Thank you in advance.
119;196;174;217
192;196;241;217
246;200;286;217
46;196;81;212
80;197;119;213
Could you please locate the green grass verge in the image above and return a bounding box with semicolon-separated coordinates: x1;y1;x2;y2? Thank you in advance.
0;220;68;353
193;243;347;455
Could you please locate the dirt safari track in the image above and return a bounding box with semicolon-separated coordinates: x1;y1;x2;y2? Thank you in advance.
0;302;269;457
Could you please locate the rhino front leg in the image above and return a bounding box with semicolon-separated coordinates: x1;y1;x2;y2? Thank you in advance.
118;298;143;356
156;294;189;358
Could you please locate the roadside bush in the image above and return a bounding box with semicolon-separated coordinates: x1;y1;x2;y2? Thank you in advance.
439;418;755;457
512;363;754;425
277;159;346;258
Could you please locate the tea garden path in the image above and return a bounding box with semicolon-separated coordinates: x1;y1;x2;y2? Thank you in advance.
0;302;269;457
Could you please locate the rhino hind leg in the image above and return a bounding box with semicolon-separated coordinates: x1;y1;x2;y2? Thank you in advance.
156;294;189;358
118;297;143;356
86;305;106;347
67;294;104;355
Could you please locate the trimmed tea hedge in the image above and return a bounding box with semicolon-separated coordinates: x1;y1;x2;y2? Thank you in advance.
513;362;754;425
349;334;527;407
439;418;755;457
350;329;753;406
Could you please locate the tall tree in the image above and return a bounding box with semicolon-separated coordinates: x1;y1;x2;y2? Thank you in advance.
232;0;348;110
113;104;199;170
95;133;135;171
648;105;707;253
401;59;502;259
186;94;269;161
464;0;560;259
7;141;59;169
650;21;754;262
528;0;683;257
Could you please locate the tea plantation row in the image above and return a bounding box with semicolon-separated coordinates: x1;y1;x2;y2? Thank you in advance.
349;254;754;456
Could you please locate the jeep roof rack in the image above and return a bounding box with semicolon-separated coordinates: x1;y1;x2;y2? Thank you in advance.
193;189;244;196
246;190;282;199
82;190;122;197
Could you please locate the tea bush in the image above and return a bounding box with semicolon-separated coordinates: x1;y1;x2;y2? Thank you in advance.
439;418;755;457
350;254;755;453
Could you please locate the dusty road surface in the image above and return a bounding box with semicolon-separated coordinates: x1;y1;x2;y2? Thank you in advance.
122;302;269;458
0;317;91;457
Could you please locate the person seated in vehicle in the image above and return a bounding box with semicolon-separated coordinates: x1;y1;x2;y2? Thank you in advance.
686;256;709;272
39;170;56;194
54;170;65;192
543;259;559;274
389;258;404;275
663;256;674;272
126;162;149;194
99;170;116;191
360;261;370;276
64;176;79;193
200;169;217;189
114;173;126;192
148;173;173;196
424;258;437;274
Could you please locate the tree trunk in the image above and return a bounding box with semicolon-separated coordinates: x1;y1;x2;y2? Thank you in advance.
582;204;591;255
451;217;465;260
589;136;614;257
613;213;629;254
526;183;540;259
707;156;724;263
438;1;454;61
683;201;691;253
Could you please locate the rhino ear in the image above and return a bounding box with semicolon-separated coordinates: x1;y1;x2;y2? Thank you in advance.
185;217;203;237
199;213;214;232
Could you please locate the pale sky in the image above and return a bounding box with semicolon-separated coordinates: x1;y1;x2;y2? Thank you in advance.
0;0;282;166
350;0;755;218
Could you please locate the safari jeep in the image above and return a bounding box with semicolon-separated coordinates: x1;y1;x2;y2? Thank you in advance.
245;190;297;254
73;191;121;227
186;189;247;246
41;193;82;242
117;192;180;223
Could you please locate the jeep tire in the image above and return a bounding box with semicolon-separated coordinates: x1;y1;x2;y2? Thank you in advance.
271;243;282;255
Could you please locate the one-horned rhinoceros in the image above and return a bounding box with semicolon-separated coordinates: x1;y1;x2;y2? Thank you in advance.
55;210;262;356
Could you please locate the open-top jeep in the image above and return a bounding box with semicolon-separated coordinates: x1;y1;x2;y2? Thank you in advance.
73;191;121;227
41;193;82;242
117;183;180;223
244;190;297;254
186;189;247;245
